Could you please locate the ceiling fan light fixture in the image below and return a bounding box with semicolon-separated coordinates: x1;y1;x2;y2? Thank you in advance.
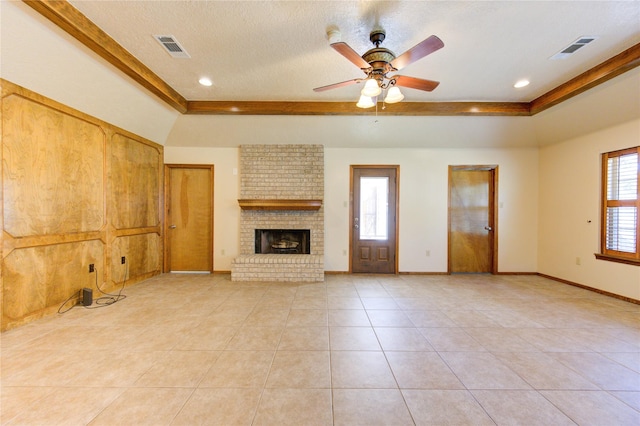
384;86;404;103
313;29;444;105
356;95;375;108
361;78;382;97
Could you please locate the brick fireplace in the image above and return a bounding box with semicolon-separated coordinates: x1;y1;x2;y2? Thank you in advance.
231;144;324;282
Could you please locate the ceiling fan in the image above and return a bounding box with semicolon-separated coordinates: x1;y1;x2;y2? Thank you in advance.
314;29;444;107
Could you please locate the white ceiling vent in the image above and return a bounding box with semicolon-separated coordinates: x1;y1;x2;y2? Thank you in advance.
550;36;598;60
153;35;190;58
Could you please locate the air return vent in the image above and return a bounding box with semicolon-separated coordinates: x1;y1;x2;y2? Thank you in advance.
550;36;597;60
153;35;190;58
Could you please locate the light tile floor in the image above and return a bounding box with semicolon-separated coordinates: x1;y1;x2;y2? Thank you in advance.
1;273;639;425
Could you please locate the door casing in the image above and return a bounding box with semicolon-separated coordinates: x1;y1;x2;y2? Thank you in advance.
164;164;214;273
349;165;400;274
448;165;498;274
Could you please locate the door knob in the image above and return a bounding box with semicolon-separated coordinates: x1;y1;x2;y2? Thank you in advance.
169;225;177;229
484;226;492;231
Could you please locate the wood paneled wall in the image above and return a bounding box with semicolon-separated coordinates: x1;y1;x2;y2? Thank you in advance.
1;79;163;330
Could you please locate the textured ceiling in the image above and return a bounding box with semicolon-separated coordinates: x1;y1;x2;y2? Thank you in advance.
68;0;640;104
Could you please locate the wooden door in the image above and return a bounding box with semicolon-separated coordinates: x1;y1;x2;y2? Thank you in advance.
164;165;214;272
449;166;497;273
351;166;399;274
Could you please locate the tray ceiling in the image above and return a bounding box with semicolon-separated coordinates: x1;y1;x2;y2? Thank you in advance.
49;0;640;114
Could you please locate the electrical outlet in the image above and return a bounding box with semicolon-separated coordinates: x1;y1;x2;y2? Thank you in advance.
89;263;95;273
121;256;126;264
575;257;581;265
426;250;431;257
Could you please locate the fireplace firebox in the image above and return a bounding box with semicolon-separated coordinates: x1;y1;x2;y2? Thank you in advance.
255;229;310;254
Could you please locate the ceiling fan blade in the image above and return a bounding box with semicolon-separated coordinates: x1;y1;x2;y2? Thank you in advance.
393;75;440;92
313;79;361;92
390;35;444;70
330;42;371;70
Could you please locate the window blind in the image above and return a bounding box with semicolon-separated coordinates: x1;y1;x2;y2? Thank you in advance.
606;207;637;252
607;153;638;201
604;150;639;257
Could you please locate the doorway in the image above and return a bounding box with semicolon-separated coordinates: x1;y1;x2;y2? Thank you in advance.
350;166;399;274
164;164;214;272
448;165;498;273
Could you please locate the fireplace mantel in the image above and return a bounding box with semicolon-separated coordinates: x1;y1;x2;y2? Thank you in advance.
238;199;322;211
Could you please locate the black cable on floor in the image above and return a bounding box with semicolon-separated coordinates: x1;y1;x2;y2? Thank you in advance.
57;290;81;314
57;263;128;313
85;265;127;308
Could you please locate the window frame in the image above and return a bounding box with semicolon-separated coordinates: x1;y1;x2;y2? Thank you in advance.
596;146;640;266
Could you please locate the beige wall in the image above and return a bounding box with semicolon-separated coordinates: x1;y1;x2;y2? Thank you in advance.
325;148;539;273
538;119;640;300
164;146;540;274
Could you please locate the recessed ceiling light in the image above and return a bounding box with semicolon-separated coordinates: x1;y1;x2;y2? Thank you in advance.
514;80;530;89
199;77;213;87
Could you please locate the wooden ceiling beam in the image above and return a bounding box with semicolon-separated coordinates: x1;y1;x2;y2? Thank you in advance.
23;0;188;113
186;101;531;116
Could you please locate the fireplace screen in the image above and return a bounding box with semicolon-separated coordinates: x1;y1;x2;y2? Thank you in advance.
255;229;311;254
